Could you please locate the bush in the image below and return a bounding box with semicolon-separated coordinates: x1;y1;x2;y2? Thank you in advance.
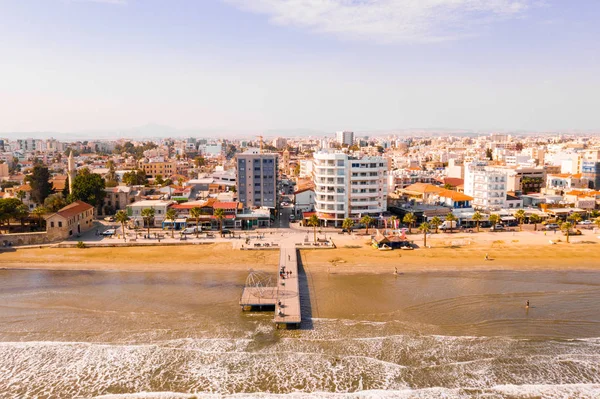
76;241;86;249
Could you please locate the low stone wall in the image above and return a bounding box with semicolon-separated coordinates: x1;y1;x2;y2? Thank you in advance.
1;232;51;247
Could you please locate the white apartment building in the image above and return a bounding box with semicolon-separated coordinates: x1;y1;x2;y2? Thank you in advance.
335;131;354;146
312;151;388;227
464;162;507;210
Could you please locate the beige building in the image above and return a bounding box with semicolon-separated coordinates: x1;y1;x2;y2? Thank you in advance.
45;201;95;241
139;159;177;179
0;162;8;179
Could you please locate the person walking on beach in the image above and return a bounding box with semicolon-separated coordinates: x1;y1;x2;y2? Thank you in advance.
526;300;530;308
485;253;489;261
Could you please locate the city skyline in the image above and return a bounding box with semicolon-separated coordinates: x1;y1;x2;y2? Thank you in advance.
1;0;599;133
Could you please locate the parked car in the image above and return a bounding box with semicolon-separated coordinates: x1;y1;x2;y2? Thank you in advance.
580;220;593;226
104;216;114;222
491;224;505;231
544;223;560;230
102;229;116;236
182;226;200;235
289;214;296;221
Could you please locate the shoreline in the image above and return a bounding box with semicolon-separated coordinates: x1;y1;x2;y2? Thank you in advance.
1;240;599;274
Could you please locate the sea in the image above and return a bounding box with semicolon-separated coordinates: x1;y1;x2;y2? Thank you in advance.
0;267;599;398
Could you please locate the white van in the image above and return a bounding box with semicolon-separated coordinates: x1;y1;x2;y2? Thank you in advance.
182;226;199;235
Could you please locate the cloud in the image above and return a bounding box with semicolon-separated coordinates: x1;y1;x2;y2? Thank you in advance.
225;0;537;43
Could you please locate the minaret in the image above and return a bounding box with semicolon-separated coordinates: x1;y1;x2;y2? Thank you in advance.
68;151;76;194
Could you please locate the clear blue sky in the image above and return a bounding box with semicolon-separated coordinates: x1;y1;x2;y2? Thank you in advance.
1;0;598;133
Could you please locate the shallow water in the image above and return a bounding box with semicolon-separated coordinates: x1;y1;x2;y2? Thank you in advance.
0;267;599;398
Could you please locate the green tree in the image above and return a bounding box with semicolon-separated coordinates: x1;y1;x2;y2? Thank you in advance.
472;211;483;232
122;169;148;186
0;198;25;232
115;210;130;242
515;209;526;231
141;207;155;238
342;217;354;233
44;193;67;212
430;216;442;234
31;206;47;229
561;221;573;243
190;206;202;238
529;214;541;231
488;214;500;228
485;148;493;160
194;156;206;168
25;165;53;205
403;212;416;233
568;213;582;225
70;169;106;208
445;212;457;233
166;208;177;238
594;216;600;229
155;174;165;186
15;204;29;227
16;190;26;202
214;208;225;237
360;215;375;235
307;214;320;242
419;222;431;247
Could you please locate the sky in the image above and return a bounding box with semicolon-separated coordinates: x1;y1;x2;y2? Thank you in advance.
1;0;599;135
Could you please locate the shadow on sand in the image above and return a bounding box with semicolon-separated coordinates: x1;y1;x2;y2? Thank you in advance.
296;251;314;330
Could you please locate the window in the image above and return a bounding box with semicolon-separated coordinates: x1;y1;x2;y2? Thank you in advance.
58;221;62;228
51;221;55;228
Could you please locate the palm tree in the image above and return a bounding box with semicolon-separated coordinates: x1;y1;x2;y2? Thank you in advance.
307;214;319;242
31;206;47;229
214;208;225;237
141;207;155;239
445;212;457;233
190;206;201;238
115;210;129;242
360;215;375;235
595;217;600;230
568;212;582;226
419;222;431;247
488;213;500;228
529;214;541;231
430;216;442;234
561;221;572;243
15;204;29;227
166;208;177;238
342;217;354;233
515;209;526;231
403;212;416;234
472;211;483;233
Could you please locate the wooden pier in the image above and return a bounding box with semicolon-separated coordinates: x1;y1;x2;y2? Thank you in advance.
240;248;301;328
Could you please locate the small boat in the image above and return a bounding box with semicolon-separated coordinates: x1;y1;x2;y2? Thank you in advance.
378;244;392;251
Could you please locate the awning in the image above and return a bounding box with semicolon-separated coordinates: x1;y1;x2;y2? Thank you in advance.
501;216;516;221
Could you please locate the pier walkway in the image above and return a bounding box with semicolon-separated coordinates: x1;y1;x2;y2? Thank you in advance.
274;247;301;327
239;247;301;328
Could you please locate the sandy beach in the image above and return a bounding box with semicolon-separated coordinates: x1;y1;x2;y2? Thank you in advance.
1;229;598;273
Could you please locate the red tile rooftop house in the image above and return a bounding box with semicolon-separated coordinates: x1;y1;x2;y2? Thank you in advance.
45;201;95;241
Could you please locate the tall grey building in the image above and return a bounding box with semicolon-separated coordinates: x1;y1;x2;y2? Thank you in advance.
336;131;354;146
236;150;278;209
